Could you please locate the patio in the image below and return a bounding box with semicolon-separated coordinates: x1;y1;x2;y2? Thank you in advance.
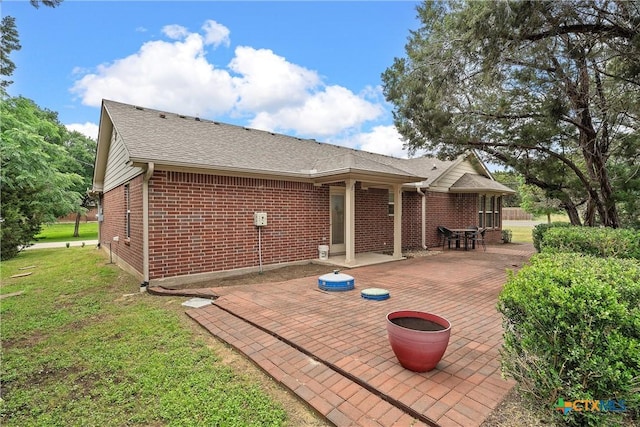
184;243;536;426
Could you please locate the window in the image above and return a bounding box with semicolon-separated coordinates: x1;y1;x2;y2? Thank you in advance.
124;183;131;238
388;191;395;216
479;194;501;229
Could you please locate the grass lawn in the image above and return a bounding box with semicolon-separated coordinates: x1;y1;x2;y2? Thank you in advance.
35;222;98;243
0;248;290;426
502;213;570;244
505;226;534;243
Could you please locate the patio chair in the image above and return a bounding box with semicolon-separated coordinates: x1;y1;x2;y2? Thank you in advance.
437;226;462;250
468;227;486;251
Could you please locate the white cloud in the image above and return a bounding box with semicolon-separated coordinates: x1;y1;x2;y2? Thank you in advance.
71;33;237;116
162;24;189;40
230;46;320;112
202;20;230;47
353;125;409;158
66;122;100;141
71;20;387;143
249;86;383;137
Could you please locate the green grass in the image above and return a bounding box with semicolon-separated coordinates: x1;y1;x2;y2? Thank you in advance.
502;213;571;244
0;248;287;426
35;222;98;243
532;212;570;223
505;226;534;243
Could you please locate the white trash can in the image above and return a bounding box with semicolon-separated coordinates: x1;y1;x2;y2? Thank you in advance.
318;245;329;260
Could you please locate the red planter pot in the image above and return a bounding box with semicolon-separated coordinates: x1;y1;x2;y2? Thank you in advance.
386;310;451;372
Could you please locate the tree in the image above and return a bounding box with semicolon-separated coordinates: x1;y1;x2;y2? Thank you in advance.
0;93;82;259
62;131;97;237
492;170;521;207
29;0;63;7
383;0;640;228
0;16;21;88
518;177;563;223
1;0;63;87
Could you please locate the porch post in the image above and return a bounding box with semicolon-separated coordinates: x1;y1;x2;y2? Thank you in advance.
393;183;403;259
345;179;356;265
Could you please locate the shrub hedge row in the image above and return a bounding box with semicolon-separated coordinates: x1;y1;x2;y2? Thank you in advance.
541;226;640;259
532;222;572;252
498;253;640;426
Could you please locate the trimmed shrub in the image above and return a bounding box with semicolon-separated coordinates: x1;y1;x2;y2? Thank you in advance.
532;221;572;252
498;253;640;426
541;226;640;259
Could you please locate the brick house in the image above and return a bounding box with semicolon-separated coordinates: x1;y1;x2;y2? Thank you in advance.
92;100;514;286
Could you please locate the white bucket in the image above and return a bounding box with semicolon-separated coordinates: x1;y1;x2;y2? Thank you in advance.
318;245;329;260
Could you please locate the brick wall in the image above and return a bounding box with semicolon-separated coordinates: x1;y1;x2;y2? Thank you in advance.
424;191;504;247
100;174;144;276
402;192;422;249
101;170;503;281
354;187;393;253
147;171;330;280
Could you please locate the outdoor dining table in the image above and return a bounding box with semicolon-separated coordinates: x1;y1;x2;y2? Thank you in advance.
449;228;478;250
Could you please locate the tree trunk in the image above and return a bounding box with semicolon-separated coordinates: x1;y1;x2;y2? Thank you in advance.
73;212;81;237
547;212;551;224
561;200;582;226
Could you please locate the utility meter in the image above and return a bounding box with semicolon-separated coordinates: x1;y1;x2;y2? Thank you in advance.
254;212;267;227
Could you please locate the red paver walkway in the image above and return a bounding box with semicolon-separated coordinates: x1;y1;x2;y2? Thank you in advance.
183;244;535;427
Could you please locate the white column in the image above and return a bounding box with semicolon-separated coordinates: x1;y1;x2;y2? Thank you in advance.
345;179;356;265
393;184;403;259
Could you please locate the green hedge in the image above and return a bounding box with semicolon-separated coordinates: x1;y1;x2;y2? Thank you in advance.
532;222;572;252
541;227;640;259
498;253;640;426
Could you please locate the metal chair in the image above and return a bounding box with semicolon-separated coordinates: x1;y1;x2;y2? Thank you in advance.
468;227;486;251
437;226;462;250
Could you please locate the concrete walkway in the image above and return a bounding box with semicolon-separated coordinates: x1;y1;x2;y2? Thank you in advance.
173;243;535;426
23;240;99;250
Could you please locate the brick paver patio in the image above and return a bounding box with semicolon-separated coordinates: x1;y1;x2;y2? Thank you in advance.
182;244;535;426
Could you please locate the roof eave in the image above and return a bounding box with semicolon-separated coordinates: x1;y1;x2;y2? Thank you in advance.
130;159;426;185
92;102;114;193
449;187;516;195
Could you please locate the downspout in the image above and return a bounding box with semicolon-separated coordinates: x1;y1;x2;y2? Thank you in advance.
416;187;427;249
141;162;154;290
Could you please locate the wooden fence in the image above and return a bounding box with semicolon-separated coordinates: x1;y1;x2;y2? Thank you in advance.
501;207;533;221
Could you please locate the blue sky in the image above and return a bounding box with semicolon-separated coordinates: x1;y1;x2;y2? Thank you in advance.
3;0;423;157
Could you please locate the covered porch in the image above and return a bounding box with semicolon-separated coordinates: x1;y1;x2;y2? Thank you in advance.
312;154;427;267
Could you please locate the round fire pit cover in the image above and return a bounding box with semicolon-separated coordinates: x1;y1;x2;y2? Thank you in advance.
318;271;355;291
361;288;390;301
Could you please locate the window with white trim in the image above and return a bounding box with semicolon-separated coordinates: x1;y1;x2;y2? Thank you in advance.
479;194;501;229
125;183;131;238
388;191;395;216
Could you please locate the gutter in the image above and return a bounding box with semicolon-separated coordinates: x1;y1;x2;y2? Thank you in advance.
416;187;427;249
141;162;154;290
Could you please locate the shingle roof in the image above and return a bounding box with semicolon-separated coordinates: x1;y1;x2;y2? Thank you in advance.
450;173;516;194
103;100;424;182
100;100;507;191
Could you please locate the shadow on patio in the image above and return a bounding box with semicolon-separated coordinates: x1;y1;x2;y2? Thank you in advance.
184;243;535;427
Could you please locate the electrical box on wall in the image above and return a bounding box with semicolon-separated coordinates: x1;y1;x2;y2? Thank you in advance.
254;212;267;227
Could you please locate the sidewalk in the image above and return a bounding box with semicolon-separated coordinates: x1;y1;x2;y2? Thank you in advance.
23;240;99;250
